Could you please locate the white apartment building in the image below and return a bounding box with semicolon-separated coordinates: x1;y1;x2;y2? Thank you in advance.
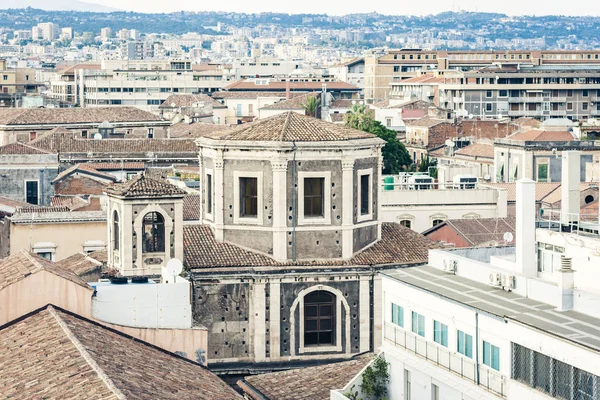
74;60;226;111
379;151;600;400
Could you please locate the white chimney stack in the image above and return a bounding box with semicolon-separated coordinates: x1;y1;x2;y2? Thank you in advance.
516;178;537;276
560;151;581;228
557;256;574;311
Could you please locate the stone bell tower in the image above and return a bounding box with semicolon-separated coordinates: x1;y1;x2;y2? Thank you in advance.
105;174;186;276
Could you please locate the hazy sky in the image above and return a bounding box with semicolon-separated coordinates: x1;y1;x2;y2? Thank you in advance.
86;0;600;16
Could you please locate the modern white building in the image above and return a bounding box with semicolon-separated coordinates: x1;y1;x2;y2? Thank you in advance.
379;151;600;399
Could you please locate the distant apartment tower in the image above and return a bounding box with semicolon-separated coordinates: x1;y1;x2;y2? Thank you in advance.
118;29;131;41
100;27;112;41
34;22;60;41
120;41;145;60
60;27;73;40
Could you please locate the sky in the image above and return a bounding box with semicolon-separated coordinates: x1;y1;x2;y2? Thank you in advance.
84;0;600;16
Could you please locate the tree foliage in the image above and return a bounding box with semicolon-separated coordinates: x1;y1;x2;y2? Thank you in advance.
344;105;411;174
302;95;321;118
360;356;390;400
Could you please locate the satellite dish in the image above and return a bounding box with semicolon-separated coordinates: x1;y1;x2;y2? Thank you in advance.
503;232;514;243
166;258;183;276
497;113;503;119
468;114;474;119
171;102;176;108
93;133;102;140
445;139;455;148
352;100;356;105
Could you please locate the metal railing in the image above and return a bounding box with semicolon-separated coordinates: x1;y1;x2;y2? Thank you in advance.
384;323;507;397
538;209;600;236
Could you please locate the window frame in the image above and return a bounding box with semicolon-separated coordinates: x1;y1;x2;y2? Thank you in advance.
304;290;335;347
233;171;263;225
24;179;40;205
113;210;120;251
357;168;373;222
298;171;331;225
142;212;166;253
457;330;473;358
483;340;500;371
411;311;425;337
391;303;404;327
433;320;448;347
205;169;214;220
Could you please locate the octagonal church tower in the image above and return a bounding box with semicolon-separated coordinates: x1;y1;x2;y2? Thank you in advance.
196;111;385;261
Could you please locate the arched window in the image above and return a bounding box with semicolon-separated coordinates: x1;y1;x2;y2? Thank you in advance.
400;220;412;229
304;291;334;346
113;211;119;250
142;212;165;253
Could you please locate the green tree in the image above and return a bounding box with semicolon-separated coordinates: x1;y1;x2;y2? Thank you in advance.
344;103;375;132
302;95;321;118
369;122;412;175
360;356;390;400
417;154;438;178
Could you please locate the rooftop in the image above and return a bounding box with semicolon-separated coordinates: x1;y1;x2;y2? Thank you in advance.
239;357;372;400
52;163;118;184
224;79;359;92
105;174;187;198
507;129;575;142
383;265;600;353
159;93;225;109
10;210;106;224
0;107;162;126
206;112;375;143
454;143;494;159
54;250;107;276
423;217;516;247
259;92;319;110
0;141;52;155
184;222;438;271
0;250;91;291
169;121;232;138
0;306;240;399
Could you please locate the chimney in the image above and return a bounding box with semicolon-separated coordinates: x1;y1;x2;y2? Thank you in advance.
557;256;574;311
560;151;581;228
285;80;290;100
516;178;537;276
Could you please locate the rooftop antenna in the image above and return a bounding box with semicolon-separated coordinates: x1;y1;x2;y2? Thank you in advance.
163;258;183;284
503;232;514;244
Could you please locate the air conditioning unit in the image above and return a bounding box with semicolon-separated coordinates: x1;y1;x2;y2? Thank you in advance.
502;275;515;290
489;272;502;287
444;259;457;272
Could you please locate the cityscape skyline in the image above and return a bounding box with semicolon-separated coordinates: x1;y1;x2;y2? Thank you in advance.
2;0;598;17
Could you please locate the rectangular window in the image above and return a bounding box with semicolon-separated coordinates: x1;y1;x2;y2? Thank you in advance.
206;174;213;215
457;330;473;358
583;102;589;111
567;102;573;111
304;177;324;218
486;103;493;112
240;177;258;218
567;90;573;97
433;321;448;347
405;369;412;400
36;252;53;261
249;104;254;115
360;173;371;216
391;303;404;327
432;384;439;400
236;104;242;117
25;181;39;205
486;90;493;98
411;312;425;337
483;341;500;371
537;163;549;182
583;89;589;97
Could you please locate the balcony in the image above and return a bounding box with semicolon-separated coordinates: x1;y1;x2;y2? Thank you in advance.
507;109;566;117
508;97;524;102
384;322;507;397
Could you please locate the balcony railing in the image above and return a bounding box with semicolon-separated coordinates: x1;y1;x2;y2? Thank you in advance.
384;322;507;397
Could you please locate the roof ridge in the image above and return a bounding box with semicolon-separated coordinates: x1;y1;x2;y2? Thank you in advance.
47;306;127;399
280;111;292;142
21;250;45;274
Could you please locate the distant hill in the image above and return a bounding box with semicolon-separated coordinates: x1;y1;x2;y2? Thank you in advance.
1;0;120;12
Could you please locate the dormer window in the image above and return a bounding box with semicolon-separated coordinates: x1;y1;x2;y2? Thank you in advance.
142;212;164;253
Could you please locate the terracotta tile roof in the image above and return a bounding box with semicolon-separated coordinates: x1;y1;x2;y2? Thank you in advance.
454;143;494;159
480;182;561;202
52;163;118;184
16;205;70;213
541;183;599;205
401;109;425;119
239;357;372;400
212;91;290;100
0;196;29;210
54;250;106;276
207;112;375;142
0;107;162;126
0;306;241;399
330;99;354;108
398;74;444;84
508;129;574;141
170;122;232;138
512;117;542;128
405;116;445;128
0;250;92;291
329;113;347;122
184;223;437;270
424;217;516;247
50;196;90;211
160;93;225;109
224;80;359;91
29;129;195;154
183;194;200;221
0;141;52;155
87;162;145;170
106;174;187;198
57;63;101;74
260;93;319;110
